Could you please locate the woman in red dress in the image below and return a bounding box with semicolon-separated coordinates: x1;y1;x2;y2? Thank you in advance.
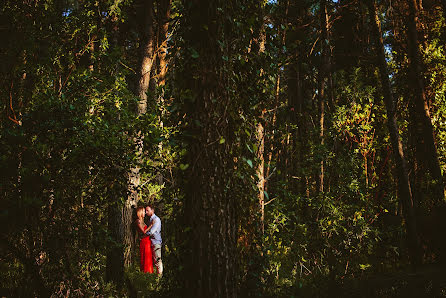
136;206;154;273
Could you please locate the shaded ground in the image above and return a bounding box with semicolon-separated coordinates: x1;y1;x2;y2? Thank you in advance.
337;264;446;297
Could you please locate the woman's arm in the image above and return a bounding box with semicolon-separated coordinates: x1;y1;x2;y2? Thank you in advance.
136;219;146;234
143;221;153;234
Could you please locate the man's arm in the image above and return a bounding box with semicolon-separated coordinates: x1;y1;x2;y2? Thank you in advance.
147;217;160;236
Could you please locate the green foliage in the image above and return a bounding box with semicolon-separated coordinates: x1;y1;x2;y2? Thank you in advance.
1;0;446;296
125;265;160;294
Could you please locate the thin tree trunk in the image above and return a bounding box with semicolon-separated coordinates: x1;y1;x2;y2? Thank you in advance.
257;117;265;235
265;73;280;193
256;107;265;235
366;0;422;266
157;0;171;87
317;0;329;193
256;21;266;235
406;0;445;205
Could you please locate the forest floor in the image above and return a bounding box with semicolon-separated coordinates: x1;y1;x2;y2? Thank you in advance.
337;263;446;297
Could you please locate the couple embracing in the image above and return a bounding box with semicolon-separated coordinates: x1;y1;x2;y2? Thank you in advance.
135;204;163;275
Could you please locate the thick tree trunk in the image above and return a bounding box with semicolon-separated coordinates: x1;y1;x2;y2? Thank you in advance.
182;1;237;296
107;0;155;285
406;0;445;205
135;0;155;116
154;0;171;192
184;86;237;297
366;0;422;266
130;0;156;258
106;205;125;285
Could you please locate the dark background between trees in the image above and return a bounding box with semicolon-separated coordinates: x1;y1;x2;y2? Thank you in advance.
1;0;446;297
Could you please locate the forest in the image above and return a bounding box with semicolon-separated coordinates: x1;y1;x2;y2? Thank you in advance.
1;0;446;297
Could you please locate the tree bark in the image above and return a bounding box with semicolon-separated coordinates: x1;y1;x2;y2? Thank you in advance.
154;0;171;193
406;0;445;206
366;0;422;266
257;118;265;235
106;0;155;285
317;0;329;193
135;0;155;116
182;1;237;296
130;0;156;259
157;0;171;87
256;20;266;235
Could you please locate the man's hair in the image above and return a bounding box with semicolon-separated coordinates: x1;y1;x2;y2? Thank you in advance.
145;204;155;211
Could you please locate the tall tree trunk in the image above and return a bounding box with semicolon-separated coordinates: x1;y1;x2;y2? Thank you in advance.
286;60;301;190
366;0;422;266
406;0;445;206
256;20;266;235
106;205;125;285
135;0;155;116
283;0;307;195
257;115;265;235
155;0;171;191
265;73;281;194
182;1;237;296
131;0;156;258
106;0;155;285
317;0;329;193
157;0;171;87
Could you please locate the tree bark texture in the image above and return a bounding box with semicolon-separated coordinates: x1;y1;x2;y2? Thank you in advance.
317;0;329;193
366;0;422;266
157;0;171;87
256;22;266;236
131;0;156;256
154;0;171;189
257;119;265;235
182;1;237;297
406;0;445;205
106;205;125;285
107;0;155;284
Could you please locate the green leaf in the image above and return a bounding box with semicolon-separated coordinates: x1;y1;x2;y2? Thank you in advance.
219;137;225;144
359;264;371;270
246;144;253;153
191;49;199;59
180;163;189;170
246;159;253;168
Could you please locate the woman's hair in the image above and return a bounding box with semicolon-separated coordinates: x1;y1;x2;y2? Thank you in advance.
136;206;145;219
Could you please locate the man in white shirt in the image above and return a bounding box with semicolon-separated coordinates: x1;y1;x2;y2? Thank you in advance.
145;204;163;275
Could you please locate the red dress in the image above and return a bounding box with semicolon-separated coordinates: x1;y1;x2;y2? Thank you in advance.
140;225;154;273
